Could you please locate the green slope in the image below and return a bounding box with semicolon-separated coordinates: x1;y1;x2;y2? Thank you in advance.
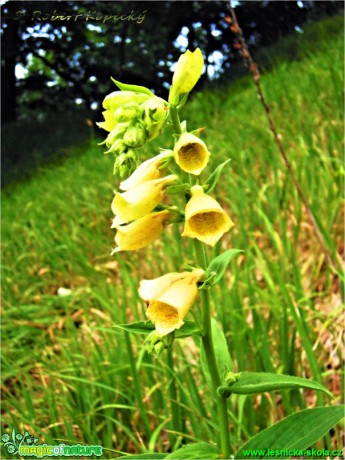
2;15;343;458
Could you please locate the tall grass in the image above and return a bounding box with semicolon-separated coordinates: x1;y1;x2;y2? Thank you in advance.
2;15;343;457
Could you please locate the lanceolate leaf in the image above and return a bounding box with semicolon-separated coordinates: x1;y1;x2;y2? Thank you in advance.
175;321;202;338
220;372;333;398
111;78;154;96
116;321;154;335
204;159;231;194
165;442;219;459
203;249;243;287
201;319;233;389
235;406;345;459
116;321;201;338
165;183;190;195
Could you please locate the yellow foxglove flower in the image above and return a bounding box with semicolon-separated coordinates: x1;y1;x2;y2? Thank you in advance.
182;185;234;246
111;210;172;253
169;48;204;104
112;175;177;225
119;151;172;191
174;133;210;175
139;269;204;336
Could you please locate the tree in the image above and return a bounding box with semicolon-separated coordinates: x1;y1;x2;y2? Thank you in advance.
1;0;343;123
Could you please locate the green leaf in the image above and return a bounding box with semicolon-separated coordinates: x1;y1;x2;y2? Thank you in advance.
175;321;202;338
235;406;345;459
118;454;166;459
203;249;243;288
220;372;333;398
200;319;233;389
111;78;154;96
116;321;154;335
165;183;190;195
165;442;219;459
116;321;201;338
204;159;231;194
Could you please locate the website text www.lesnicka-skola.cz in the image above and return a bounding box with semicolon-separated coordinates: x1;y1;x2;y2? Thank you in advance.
241;448;344;458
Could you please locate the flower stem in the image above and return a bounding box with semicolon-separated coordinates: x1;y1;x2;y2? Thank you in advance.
167;348;182;442
169;104;231;458
194;240;231;459
170;105;182;135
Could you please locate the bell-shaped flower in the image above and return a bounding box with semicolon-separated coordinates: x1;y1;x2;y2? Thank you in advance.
119;151;172;191
139;268;205;336
182;185;234;246
111;210;172;253
112;175;177;225
174;133;210;175
169;48;204;104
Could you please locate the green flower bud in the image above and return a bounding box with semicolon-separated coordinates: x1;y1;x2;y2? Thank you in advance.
144;330;175;357
142;96;167;142
106;139;127;155
126;149;139;162
123;123;147;148
105;123;129;148
169;48;204;105
225;372;241;385
143;96;167;123
114;103;142;123
103;91;149;112
119;165;128;178
113;150;139;177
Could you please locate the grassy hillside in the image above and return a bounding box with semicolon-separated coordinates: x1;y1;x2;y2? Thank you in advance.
2;15;343;457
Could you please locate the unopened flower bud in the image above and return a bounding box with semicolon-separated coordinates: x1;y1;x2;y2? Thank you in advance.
119;164;128;178
106;139;127;155
116;153;128;167
169;48;204;105
103;91;148;112
142;97;167;142
123;123;147;148
113;152;137;177
144;97;167;122
115;103;142;123
105;123;129;148
126;149;139;162
144;330;175;357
